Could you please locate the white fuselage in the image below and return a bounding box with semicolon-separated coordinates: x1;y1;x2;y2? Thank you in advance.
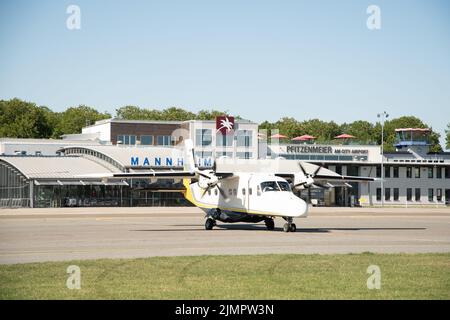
183;173;308;218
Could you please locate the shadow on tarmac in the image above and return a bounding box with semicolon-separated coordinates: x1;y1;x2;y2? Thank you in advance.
131;225;426;233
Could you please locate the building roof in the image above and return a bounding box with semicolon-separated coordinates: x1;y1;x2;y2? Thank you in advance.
60;145;185;168
0;156;119;179
60;133;103;141
0;138;103;146
84;117;258;129
428;152;450;155
383;151;414;155
395;128;430;132
84;118;184;129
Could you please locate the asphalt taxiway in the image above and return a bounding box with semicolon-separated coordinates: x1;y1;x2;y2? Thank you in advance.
0;207;449;264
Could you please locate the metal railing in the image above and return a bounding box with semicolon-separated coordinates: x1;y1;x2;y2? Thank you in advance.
0;198;30;208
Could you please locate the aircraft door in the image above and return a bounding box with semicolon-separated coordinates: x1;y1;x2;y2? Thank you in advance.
245;175;251;212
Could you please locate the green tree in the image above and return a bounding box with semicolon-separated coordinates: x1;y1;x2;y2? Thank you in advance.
54;105;110;137
0;98;54;138
446;123;450;150
274;117;301;138
339;121;375;144
161;107;196;121
299;119;341;142
195;109;229;120
116;105;237;121
115;105;163;120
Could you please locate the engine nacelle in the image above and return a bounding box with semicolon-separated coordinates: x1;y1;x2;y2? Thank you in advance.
198;171;218;189
292;173;314;189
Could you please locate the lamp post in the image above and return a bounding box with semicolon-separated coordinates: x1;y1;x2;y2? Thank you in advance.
377;111;389;206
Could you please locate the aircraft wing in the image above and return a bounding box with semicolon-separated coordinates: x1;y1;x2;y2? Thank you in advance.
313;174;375;182
276;162;376;187
78;170;234;180
276;172;375;182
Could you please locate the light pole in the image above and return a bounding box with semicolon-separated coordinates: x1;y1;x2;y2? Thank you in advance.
377;111;389;206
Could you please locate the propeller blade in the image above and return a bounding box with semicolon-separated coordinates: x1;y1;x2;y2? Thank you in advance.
197;172;211;179
298;162;307;176
217;185;229;200
312;165;322;177
201;185;211;198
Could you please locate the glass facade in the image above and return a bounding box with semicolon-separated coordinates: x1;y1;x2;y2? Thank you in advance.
140;135;154;145
415;188;421;201
157;135;172;146
236;152;252;159
236;130;252;147
278;154;359;161
216;134;233;147
394;188;399;201
407;188;412;201
385;188;391;201
33;184;190;208
195;129;212;146
0;161;30;207
407;167;412;178
437;167;442;179
117;135;136;145
393;166;399;178
216;151;233;158
376;188;381;201
1;159;192;208
428;188;434;202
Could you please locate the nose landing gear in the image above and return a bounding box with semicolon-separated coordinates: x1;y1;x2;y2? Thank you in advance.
205;217;216;230
282;217;296;232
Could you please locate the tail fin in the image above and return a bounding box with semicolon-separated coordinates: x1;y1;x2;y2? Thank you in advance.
183;139;197;172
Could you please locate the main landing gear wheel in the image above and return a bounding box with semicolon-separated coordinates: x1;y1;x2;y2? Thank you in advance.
205;218;215;230
290;223;296;232
265;219;275;231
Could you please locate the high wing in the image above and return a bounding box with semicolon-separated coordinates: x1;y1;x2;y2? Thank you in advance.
78;169;234;180
313;174;375;182
274;161;376;189
78;170;196;179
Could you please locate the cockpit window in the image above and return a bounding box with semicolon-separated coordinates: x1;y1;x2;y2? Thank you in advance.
260;181;291;192
260;181;280;192
277;181;291;191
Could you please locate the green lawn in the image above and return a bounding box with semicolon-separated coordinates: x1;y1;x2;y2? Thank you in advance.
1;253;449;299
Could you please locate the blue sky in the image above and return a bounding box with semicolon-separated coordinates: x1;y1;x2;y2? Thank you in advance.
1;0;449;147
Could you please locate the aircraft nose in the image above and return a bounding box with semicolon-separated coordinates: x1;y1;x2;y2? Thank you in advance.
292;194;308;217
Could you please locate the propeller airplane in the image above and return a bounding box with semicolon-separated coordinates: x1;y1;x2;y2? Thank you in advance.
81;140;375;232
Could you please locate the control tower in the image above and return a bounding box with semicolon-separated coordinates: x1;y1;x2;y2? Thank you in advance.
394;128;431;156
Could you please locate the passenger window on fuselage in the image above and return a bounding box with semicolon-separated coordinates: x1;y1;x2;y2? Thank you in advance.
228;189;232;196
214;189;218;196
233;189;237;196
242;188;246;195
249;188;252;195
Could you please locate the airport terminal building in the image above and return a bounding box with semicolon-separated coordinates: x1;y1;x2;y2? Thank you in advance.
1;119;449;208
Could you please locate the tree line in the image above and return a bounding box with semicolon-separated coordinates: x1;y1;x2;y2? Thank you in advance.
0;98;447;152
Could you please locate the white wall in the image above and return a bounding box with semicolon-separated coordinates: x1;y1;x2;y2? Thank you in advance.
82;121;111;142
